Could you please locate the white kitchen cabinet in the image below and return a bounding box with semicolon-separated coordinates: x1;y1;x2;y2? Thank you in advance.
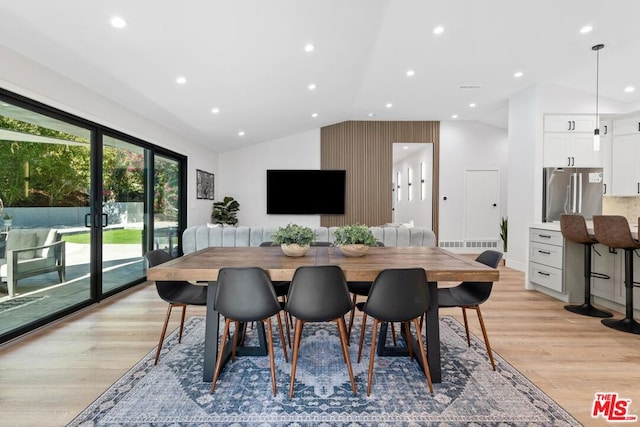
529;228;564;293
610;134;640;196
590;243;618;301
543;115;601;167
612;115;640;136
599;120;613;195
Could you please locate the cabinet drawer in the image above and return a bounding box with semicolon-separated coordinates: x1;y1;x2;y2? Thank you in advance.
544;115;594;133
529;229;563;246
530;242;563;269
529;263;563;292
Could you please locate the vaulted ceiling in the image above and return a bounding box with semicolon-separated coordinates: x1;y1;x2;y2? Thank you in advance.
1;0;639;152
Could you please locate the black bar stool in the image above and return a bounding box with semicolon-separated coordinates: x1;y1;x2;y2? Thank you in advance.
559;214;612;318
592;215;640;335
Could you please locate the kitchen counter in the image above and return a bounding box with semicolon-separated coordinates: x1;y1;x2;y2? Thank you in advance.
530;220;638;238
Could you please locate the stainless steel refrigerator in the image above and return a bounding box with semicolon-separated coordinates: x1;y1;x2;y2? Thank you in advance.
542;167;603;222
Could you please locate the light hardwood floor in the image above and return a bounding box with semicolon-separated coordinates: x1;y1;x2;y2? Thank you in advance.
1;263;639;426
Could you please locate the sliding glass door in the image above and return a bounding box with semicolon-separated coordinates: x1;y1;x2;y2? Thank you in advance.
0;89;186;343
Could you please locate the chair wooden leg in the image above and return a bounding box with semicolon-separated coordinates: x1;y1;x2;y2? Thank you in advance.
391;322;397;346
264;317;278;396
461;307;471;347
367;319;379;396
211;319;232;394
474;306;496;371
231;321;240;362
404;321;413;360
275;312;289;362
413;318;434;395
357;312;368;363
337;317;357;395
154;303;174;365
178;305;187;343
289;319;305;398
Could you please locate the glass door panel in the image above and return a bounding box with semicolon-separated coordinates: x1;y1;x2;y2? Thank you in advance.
153;155;180;256
0;100;92;337
101;136;147;294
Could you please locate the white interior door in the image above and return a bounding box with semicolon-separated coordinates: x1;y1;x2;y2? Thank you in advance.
464;170;500;240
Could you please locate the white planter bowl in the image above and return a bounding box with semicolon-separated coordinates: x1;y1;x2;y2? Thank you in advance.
281;243;310;257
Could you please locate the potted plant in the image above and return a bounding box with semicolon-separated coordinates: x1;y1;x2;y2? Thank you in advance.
3;212;12;230
500;216;508;259
333;224;378;257
211;196;240;226
271;223;317;257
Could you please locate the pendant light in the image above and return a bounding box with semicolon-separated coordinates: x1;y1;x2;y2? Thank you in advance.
592;43;604;152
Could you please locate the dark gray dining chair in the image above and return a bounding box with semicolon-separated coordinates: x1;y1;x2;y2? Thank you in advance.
285;265;357;398
211;267;288;395
144;249;208;365
357;268;434;396
437;250;503;370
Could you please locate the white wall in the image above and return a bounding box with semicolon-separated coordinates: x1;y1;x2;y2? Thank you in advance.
393;145;432;228
218;129;321;227
0;45;218;226
439;121;509;243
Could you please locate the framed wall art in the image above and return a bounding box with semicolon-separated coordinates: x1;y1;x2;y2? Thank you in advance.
196;169;215;200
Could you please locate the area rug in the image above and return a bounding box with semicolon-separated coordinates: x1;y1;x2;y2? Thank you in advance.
69;316;579;426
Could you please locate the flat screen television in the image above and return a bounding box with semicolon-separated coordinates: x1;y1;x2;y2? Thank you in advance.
266;169;346;215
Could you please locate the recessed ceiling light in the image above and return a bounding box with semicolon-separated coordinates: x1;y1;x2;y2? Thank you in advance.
176;76;187;84
403;146;409;150
110;16;127;29
514;71;524;78
580;25;593;34
308;83;316;90
386;103;393;108
304;43;315;52
624;86;635;93
211;108;220;114
433;26;444;35
367;113;376;118
406;69;415;77
311;112;318;118
469;103;476;108
451;114;458;119
237;131;245;137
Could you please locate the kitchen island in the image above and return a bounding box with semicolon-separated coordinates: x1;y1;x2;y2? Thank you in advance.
528;221;640;318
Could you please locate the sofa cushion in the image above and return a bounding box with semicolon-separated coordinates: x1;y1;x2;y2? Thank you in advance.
6;230;38;260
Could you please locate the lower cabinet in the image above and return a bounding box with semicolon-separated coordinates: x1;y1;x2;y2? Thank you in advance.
528;225;640;315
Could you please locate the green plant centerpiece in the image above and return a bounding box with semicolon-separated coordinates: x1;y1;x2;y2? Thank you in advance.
211;196;240;226
499;216;508;253
271;223;316;257
333;224;377;257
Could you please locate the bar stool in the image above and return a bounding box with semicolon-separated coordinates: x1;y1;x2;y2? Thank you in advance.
559;214;612;318
592;215;640;335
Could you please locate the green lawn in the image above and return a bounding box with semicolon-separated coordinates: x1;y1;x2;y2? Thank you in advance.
62;229;142;244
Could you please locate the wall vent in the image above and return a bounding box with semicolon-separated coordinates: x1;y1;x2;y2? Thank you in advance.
457;84;482;90
439;240;499;249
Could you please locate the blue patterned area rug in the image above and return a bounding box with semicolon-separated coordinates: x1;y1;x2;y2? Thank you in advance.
70;316;579;426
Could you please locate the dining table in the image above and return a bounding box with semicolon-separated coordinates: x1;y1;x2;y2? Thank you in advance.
147;245;500;383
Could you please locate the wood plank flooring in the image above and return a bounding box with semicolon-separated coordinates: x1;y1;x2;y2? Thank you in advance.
1;262;639;426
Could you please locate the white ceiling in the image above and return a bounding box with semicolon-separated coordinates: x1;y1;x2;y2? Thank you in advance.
1;0;640;153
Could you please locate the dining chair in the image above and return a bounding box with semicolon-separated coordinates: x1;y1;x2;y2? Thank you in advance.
437;250;503;370
144;249;208;365
211;267;288;395
285;265;357;398
357;268;434;396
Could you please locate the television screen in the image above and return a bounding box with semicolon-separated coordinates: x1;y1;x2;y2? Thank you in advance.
266;170;346;215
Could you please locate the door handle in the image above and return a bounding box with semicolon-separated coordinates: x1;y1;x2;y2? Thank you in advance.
567;157;571;166
604;125;608;135
537;271;551;276
567;121;571;131
84;213;91;228
603;183;607;195
571;120;576;130
538;250;551;255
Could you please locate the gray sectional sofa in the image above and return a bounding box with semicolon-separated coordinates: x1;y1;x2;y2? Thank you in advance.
182;225;436;254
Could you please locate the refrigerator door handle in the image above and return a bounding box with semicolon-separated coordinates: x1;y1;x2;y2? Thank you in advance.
577;173;583;213
570;173;576;213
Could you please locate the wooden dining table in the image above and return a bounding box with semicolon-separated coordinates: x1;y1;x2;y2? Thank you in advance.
147;245;500;383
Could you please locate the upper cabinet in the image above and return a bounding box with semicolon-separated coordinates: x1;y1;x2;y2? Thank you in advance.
543;115;601;167
610;115;640;196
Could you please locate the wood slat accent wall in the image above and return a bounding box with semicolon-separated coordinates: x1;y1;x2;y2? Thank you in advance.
320;121;439;238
